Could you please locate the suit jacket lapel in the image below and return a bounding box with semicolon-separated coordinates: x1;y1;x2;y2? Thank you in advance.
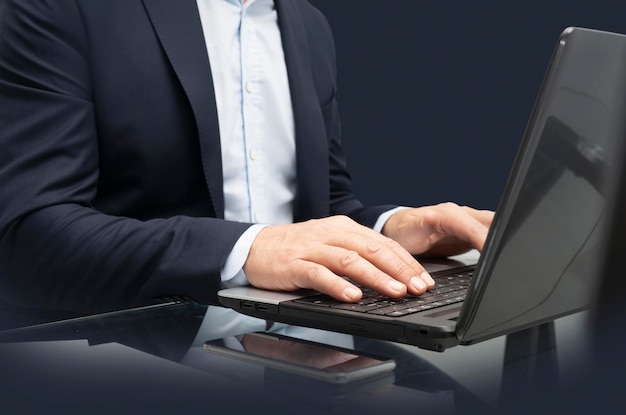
276;0;330;221
143;0;225;218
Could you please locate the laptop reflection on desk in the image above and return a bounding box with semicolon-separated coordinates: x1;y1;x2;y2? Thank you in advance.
219;27;626;351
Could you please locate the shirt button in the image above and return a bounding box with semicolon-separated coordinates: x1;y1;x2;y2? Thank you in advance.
249;149;258;160
254;212;263;222
245;81;254;93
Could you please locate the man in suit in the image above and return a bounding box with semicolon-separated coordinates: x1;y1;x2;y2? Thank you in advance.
0;0;492;322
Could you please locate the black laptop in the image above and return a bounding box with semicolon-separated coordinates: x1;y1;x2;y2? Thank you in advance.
218;27;626;351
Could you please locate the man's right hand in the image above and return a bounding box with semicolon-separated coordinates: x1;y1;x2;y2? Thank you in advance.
242;215;434;302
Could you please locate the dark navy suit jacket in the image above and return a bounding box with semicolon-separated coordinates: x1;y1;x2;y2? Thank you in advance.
0;0;394;317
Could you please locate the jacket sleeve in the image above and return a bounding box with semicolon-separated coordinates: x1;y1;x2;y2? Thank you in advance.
0;0;250;315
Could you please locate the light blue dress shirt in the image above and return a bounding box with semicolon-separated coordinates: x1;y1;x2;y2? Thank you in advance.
196;0;404;287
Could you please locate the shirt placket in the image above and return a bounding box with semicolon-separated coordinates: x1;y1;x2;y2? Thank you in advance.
240;5;266;224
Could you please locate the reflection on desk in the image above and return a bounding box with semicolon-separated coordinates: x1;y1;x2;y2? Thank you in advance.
0;302;602;414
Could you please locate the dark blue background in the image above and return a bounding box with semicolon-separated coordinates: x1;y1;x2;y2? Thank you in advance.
308;0;626;210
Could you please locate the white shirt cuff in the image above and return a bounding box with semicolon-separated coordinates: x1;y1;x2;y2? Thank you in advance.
373;206;410;233
221;224;268;288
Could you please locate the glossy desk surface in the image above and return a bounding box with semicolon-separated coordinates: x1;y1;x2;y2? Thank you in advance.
0;300;616;415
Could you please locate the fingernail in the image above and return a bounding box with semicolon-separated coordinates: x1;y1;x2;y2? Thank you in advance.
343;285;361;301
410;276;427;291
421;271;435;286
387;279;405;293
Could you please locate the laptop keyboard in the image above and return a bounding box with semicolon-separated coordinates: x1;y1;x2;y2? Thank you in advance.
293;269;474;317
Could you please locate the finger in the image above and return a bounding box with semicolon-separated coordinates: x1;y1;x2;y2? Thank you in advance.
290;259;363;302
323;219;435;292
354;238;434;293
303;245;410;298
436;209;491;252
464;207;495;227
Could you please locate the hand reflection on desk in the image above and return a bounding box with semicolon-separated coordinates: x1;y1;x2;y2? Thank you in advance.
178;306;475;413
240;332;370;370
239;332;388;377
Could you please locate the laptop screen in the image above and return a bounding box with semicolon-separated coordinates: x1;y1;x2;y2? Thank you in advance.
457;27;626;344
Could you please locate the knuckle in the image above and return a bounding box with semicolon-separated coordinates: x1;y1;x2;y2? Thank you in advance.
339;250;360;268
384;236;402;249
366;270;387;287
302;263;324;282
440;201;459;209
365;240;384;254
336;215;353;226
366;236;403;257
422;209;441;223
394;261;413;277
